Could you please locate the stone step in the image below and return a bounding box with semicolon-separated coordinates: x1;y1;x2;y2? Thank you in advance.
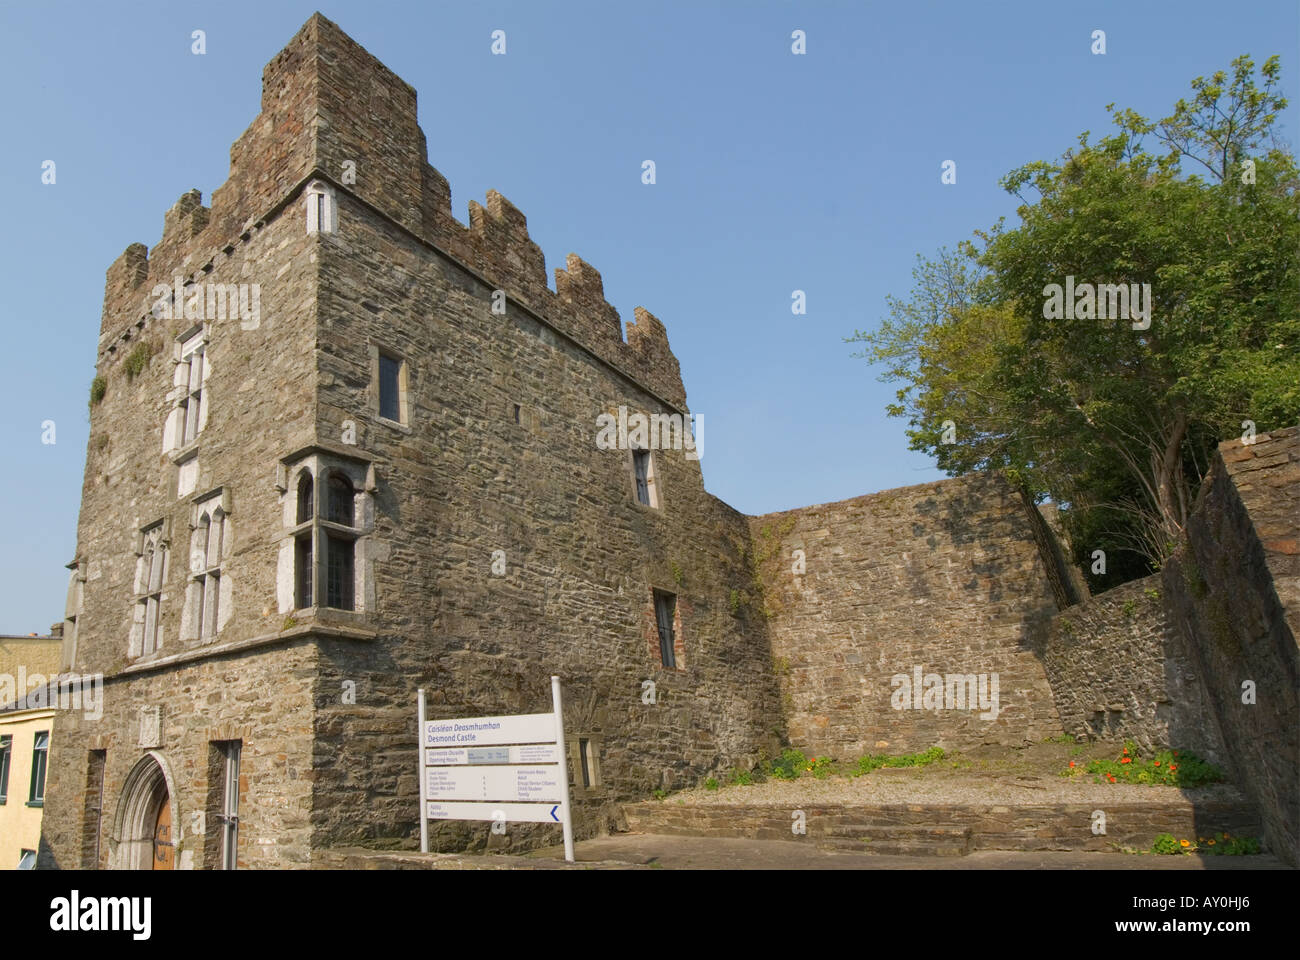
621;799;1262;856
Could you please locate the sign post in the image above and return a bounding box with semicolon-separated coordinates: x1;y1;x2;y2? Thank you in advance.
417;676;576;862
418;687;428;853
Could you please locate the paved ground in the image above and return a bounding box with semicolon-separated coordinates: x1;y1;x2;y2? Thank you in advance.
527;834;1290;870
321;834;1289;869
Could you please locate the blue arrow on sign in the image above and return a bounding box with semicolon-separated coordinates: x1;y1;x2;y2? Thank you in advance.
550;805;560;822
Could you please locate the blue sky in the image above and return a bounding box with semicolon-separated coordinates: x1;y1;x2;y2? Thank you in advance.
1;1;1296;633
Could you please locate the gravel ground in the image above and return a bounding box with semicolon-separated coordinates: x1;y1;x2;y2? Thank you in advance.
659;741;1246;807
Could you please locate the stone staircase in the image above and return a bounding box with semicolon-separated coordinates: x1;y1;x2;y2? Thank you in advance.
621;800;1260;856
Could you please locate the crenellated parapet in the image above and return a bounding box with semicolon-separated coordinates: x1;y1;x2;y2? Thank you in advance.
95;12;688;409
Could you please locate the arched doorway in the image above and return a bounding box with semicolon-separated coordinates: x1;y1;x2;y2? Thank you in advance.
112;752;178;870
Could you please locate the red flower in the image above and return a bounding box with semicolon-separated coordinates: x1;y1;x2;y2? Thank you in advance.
1154;761;1161;767
1121;757;1132;764
1169;764;1177;771
1068;761;1075;768
1123;748;1129;755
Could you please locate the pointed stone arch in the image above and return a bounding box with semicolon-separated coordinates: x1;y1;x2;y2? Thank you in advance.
109;751;179;869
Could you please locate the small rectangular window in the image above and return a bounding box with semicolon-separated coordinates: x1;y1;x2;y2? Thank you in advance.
220;741;241;870
18;849;36;870
633;451;651;506
295;534;313;609
512;403;521;425
0;735;11;803
29;730;49;804
83;750;107;869
378;353;402;422
326;534;355;610
578;738;591;788
653;591;677;668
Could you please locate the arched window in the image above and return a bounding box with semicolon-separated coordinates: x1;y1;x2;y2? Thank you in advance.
306;181;336;235
296;471;314;524
191;505;224;641
285;457;367;615
327;474;354;526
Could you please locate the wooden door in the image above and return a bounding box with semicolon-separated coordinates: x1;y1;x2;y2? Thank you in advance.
152;796;174;870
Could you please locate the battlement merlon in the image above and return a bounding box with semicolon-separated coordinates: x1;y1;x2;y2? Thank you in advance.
96;12;688;409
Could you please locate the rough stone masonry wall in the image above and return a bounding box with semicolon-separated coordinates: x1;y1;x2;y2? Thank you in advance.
270;14;786;853
39;23;326;866
307;177;786;853
752;472;1066;758
1162;427;1299;865
1034;574;1226;763
38;644;317;870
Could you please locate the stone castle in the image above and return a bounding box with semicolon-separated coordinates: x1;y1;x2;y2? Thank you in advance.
37;14;1298;868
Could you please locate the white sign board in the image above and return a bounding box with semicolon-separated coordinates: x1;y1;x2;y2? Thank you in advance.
426;765;564;802
423;713;555;747
426;744;561;766
417;677;576;862
427;801;564;824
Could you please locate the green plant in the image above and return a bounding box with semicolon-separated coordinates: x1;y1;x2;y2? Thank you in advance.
1151;832;1259;855
652;789;667;801
728;768;754;786
728;589;743;617
89;375;107;408
769;748;807;780
1122;598;1137;617
1044;734;1076;744
1151;833;1181;855
772;655;790;677
1144;587;1160;602
703;777;719;791
670;561;684;587
1066;741;1225;788
281;615;299;631
123;340;155;381
806;756;836;779
854;746;945;776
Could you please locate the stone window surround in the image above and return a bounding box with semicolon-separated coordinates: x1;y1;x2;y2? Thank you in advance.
277;445;377;618
649;587;686;671
165;323;212;499
61;558;86;673
305;179;338;235
129;518;172;661
368;341;411;432
566;734;605;798
184;488;232;643
627;446;663;510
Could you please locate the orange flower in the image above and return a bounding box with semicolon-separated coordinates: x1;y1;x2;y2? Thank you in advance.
1207;839;1216;846
1121;757;1132;764
1180;839;1190;847
1169;764;1177;771
1069;761;1075;768
1123;748;1129;755
1154;761;1161;767
1222;833;1230;839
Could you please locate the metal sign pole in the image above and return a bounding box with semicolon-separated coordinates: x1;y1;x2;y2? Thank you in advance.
550;675;576;862
417;688;429;854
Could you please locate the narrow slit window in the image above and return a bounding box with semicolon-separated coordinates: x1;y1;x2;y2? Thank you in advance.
653;590;677;669
633;451;651;506
378;353;402;422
